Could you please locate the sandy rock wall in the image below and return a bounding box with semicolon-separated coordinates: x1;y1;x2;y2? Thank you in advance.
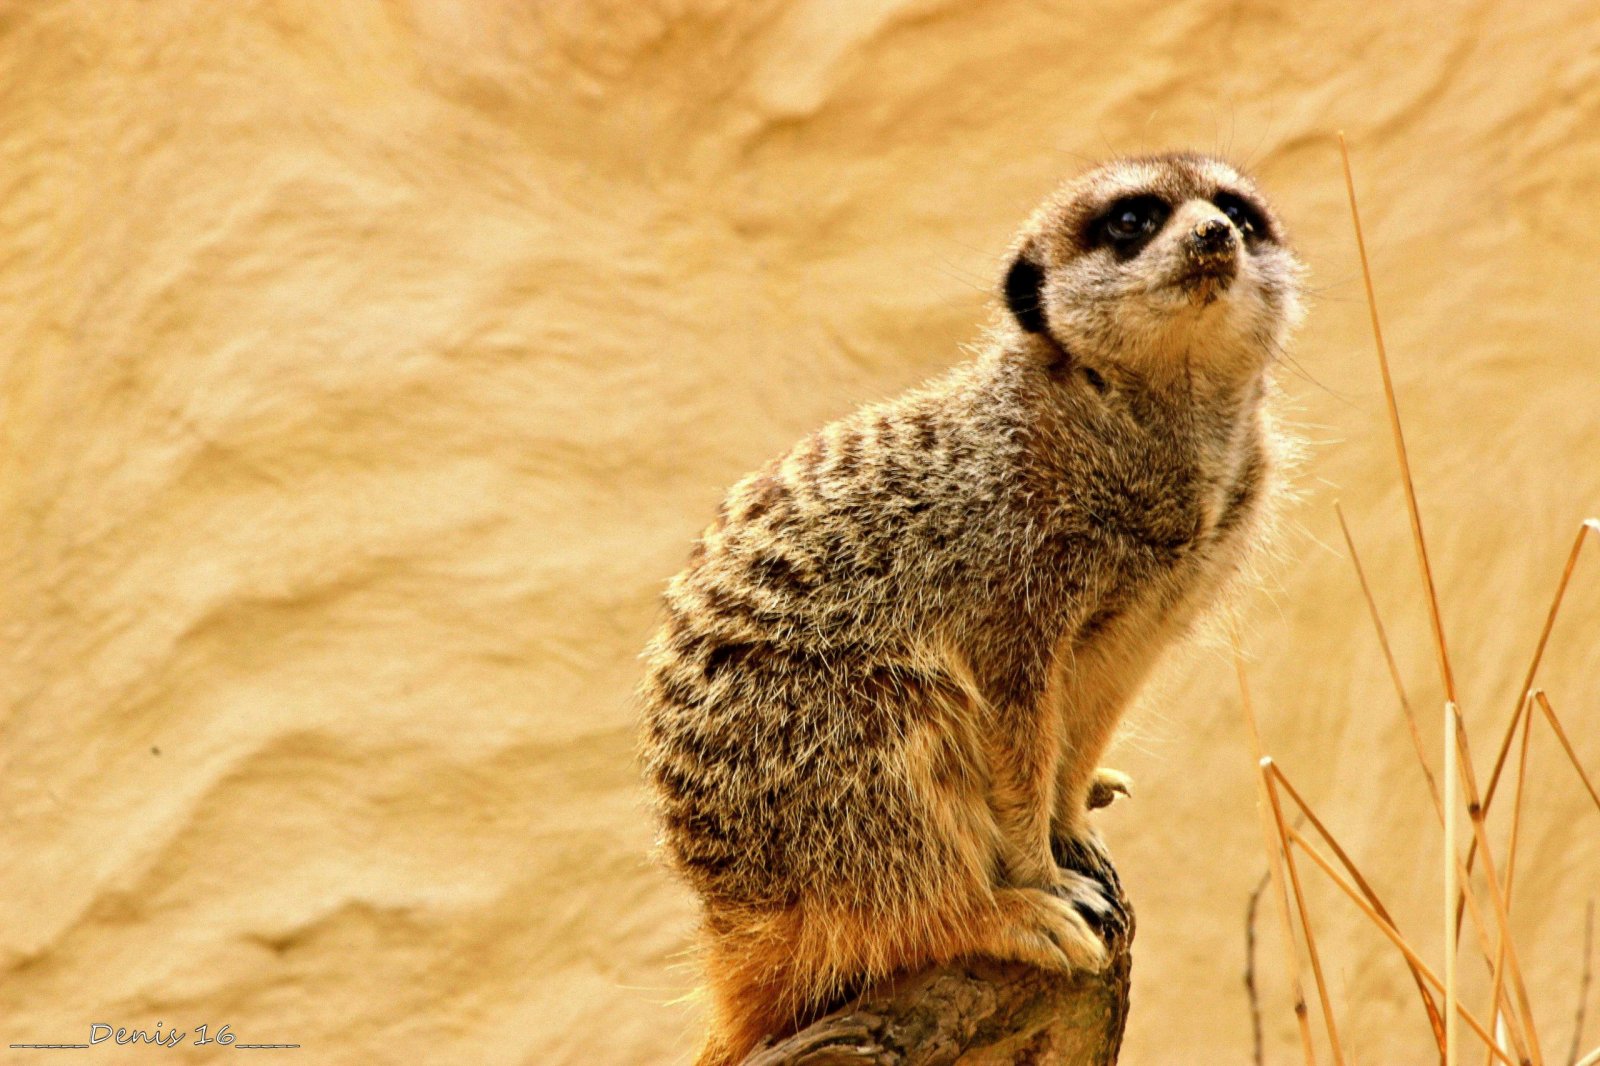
2;2;1597;1063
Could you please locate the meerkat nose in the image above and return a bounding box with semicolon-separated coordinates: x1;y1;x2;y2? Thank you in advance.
1190;217;1235;257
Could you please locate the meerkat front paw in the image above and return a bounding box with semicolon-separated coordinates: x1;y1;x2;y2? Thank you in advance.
1086;767;1133;810
1051;825;1128;940
1046;865;1127;942
1053;823;1120;893
988;887;1111;973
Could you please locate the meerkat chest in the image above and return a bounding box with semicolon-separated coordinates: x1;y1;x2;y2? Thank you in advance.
1050;529;1243;738
1053;434;1265;726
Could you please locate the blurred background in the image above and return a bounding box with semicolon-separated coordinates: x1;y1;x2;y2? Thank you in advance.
2;1;1598;1062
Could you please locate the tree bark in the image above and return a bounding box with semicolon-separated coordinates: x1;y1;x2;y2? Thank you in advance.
741;894;1134;1066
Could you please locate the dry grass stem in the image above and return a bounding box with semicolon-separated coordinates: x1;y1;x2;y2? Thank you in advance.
1485;521;1599;809
1470;520;1600;923
1246;870;1270;1066
1336;500;1444;817
1533;692;1600;819
1504;695;1536;911
1485;696;1538;1066
1449;836;1534;1066
1288;827;1516;1066
1337;131;1457;704
1571;901;1595;1066
1452;706;1545;1065
1333;506;1516;1059
1267;763;1447;1052
1454;847;1536;1066
1263;759;1348;1065
1240;136;1595;1066
1448;702;1462;1066
1233;639;1320;1065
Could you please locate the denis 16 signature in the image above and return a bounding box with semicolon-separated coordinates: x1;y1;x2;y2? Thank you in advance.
10;1022;299;1050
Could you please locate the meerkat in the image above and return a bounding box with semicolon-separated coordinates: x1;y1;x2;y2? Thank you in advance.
639;152;1305;1065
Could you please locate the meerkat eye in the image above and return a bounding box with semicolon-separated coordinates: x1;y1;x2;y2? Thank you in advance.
1094;196;1170;255
1212;192;1269;241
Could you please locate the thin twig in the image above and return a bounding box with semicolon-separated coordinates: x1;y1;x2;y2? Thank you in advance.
1572;901;1595;1066
1453;706;1545;1066
1484;520;1599;812
1469;520;1600;936
1445;818;1535;1066
1486;694;1536;1066
1247;869;1270;1066
1288;828;1516;1066
1534;691;1600;818
1337;131;1456;705
1447;703;1461;1066
1335;501;1443;816
1233;639;1320;1065
1264;759;1347;1065
1505;693;1536;910
1268;763;1447;1055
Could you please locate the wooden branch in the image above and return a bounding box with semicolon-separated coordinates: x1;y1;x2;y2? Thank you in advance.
742;890;1134;1065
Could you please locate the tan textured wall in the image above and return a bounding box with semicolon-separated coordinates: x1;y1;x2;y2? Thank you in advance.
3;2;1597;1063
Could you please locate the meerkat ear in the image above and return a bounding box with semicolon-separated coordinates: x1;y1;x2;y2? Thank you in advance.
1003;249;1048;334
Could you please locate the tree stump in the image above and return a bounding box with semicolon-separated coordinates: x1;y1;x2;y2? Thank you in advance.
741;890;1134;1066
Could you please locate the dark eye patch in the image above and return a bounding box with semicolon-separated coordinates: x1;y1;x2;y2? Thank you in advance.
1003;254;1048;334
1212;191;1272;243
1088;195;1171;259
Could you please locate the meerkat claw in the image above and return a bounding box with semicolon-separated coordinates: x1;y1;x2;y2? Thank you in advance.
1086;767;1133;810
1053;826;1125;922
1047;868;1126;943
1030;890;1112;971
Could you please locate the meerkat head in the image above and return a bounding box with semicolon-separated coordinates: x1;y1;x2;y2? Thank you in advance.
1002;153;1305;388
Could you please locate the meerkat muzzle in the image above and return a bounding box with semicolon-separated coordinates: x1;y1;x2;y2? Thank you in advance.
1190;217;1235;258
1178;217;1238;304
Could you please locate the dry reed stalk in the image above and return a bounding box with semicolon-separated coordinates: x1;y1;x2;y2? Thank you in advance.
1340;143;1595;1048
1469;521;1600;935
1503;696;1535;910
1570;901;1595;1066
1262;758;1347;1065
1339;504;1514;1059
1242;134;1600;1066
1336;500;1443;815
1337;131;1457;704
1448;702;1461;1066
1484;521;1600;809
1266;763;1447;1053
1480;686;1600;1066
1452;706;1545;1066
1446;824;1534;1066
1337;143;1510;1062
1533;692;1600;818
1452;842;1536;1066
1287;827;1516;1066
1485;695;1536;1066
1233;641;1320;1065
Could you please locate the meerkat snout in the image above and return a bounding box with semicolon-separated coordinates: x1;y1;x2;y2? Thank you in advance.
1180;214;1239;304
1189;216;1235;257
